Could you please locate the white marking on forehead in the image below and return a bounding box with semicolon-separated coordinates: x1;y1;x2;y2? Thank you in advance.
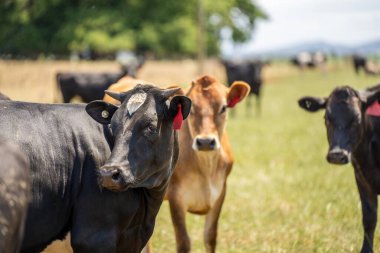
165;99;170;109
127;92;147;116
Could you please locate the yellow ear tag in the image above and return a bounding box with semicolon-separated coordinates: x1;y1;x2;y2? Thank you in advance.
101;110;109;119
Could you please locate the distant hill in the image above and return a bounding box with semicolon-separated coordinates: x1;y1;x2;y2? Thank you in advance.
354;40;380;55
250;39;380;58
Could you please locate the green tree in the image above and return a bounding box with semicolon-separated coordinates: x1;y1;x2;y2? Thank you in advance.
0;0;267;58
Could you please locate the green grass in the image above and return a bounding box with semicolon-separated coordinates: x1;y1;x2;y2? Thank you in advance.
150;62;380;252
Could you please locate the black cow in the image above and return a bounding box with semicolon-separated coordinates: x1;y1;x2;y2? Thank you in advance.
0;137;30;253
56;60;144;103
298;85;380;253
0;84;191;252
222;60;265;113
352;54;367;75
352;55;380;76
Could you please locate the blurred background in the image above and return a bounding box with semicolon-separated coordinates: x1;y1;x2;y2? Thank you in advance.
1;0;380;252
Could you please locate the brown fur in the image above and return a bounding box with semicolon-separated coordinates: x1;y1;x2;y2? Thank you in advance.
147;75;250;253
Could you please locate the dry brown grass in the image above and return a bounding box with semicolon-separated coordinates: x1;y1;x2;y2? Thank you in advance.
0;59;228;103
1;59;360;253
0;58;300;104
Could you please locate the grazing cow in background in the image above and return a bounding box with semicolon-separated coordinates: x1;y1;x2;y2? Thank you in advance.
0;92;10;100
365;61;380;76
291;51;327;70
0;84;191;252
146;75;250;253
0;138;30;253
56;59;144;103
298;84;380;253
222;60;264;113
353;54;367;75
103;76;148;104
352;55;380;76
291;52;312;68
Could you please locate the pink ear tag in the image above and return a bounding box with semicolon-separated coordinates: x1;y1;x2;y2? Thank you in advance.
227;96;240;108
366;101;380;117
173;104;183;130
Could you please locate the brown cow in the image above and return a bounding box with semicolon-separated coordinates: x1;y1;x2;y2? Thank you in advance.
145;75;250;253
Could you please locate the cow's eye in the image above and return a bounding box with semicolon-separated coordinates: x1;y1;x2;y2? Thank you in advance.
144;124;158;142
145;125;157;135
220;105;227;114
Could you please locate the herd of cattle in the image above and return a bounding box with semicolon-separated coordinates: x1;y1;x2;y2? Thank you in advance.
0;56;380;253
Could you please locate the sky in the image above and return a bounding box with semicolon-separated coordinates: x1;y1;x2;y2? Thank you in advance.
221;0;380;55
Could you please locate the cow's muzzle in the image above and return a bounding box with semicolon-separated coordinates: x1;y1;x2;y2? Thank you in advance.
193;135;220;151
99;165;135;191
326;148;351;165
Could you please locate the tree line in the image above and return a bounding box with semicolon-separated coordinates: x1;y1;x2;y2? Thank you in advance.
0;0;267;58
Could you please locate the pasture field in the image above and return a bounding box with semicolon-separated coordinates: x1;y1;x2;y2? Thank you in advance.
0;59;380;252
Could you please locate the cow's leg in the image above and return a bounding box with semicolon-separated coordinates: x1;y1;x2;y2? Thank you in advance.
169;198;190;253
61;89;74;103
204;183;226;253
256;94;261;116
357;181;377;253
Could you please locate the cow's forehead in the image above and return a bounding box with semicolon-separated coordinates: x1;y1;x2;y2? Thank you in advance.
187;86;225;115
327;96;360;117
191;82;225;102
329;87;358;102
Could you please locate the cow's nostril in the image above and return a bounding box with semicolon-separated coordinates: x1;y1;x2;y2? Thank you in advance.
210;139;216;147
196;139;202;147
111;171;121;181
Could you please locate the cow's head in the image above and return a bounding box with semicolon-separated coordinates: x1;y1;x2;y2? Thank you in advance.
86;84;191;191
298;86;380;165
185;75;250;152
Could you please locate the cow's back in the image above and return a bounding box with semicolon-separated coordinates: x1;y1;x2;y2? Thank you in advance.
0;138;30;253
224;62;262;95
57;72;123;103
76;73;121;102
0;101;110;252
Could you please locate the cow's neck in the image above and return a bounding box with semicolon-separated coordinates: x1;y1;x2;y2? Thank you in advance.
138;181;168;224
351;114;380;192
353;114;380;163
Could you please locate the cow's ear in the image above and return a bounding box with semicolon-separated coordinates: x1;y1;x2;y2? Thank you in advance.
360;90;380;110
86;100;119;124
227;81;251;108
167;96;192;130
298;96;326;112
